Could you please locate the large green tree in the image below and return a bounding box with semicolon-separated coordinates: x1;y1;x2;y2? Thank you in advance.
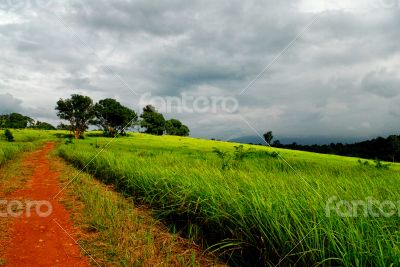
0;113;34;129
165;119;190;136
140;105;165;135
93;98;137;137
55;94;95;138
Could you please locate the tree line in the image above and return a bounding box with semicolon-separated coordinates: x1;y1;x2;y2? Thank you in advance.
0;113;56;130
55;94;189;138
263;131;400;163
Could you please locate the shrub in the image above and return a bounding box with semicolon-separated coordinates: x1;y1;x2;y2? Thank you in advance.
4;129;14;142
212;147;232;170
213;145;255;170
374;159;390;170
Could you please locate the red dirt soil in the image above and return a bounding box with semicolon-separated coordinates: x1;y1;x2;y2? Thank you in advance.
1;143;90;267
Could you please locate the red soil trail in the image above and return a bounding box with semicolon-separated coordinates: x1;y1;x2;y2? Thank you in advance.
1;143;90;267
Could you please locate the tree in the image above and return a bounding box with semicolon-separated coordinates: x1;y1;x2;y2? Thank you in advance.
0;113;34;129
57;123;73;131
93;98;137;137
388;135;400;162
272;139;281;147
140;105;165;135
263;131;273;145
55;94;95;139
30;121;56;130
165;119;190;136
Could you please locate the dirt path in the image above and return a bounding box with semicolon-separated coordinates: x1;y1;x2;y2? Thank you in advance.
1;143;89;266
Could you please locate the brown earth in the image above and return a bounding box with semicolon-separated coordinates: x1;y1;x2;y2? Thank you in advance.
0;143;90;266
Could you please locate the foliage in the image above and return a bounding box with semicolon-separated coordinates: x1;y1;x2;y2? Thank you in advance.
93;98;137;137
263;131;273;145
165;119;189;136
374;159;390;170
140;105;165;135
212;145;254;170
276;134;400;163
212;147;232;170
57;123;73;131
4;129;14;142
0;113;34;129
29;121;56;130
357;159;370;166
55;94;95;138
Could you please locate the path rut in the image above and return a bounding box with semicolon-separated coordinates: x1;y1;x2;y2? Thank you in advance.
1;143;90;267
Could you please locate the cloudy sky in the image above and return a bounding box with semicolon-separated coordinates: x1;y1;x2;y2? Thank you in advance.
0;0;399;141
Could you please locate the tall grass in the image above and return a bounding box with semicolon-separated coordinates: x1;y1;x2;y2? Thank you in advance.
0;129;64;166
57;133;400;266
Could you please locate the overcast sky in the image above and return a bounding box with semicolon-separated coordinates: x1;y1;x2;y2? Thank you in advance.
0;0;399;140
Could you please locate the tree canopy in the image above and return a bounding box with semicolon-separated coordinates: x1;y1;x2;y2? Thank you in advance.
140;105;166;135
263;131;273;145
0;113;34;129
165;119;190;136
30;121;56;130
93;98;137;136
55;94;95;138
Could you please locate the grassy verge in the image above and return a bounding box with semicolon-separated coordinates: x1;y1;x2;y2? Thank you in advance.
0;142;35;167
0;129;63;166
52;153;224;266
57;133;400;266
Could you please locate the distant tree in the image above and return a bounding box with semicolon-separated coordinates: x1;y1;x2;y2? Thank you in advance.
263;131;273;145
30;121;56;130
165;119;190;136
272;139;281;147
4;129;14;142
57;123;73;131
55;94;95;139
0;113;34;129
93;98;137;137
388;135;400;162
140;105;165;135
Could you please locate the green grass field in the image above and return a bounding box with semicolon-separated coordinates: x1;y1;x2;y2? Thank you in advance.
2;129;400;266
0;129;56;166
53;131;400;266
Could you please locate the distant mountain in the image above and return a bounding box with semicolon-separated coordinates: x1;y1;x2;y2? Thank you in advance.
228;135;366;145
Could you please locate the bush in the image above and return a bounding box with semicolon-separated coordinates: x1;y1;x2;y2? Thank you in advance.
4;129;14;142
374;159;390;170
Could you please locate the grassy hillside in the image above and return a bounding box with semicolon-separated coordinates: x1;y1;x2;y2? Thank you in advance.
55;131;400;266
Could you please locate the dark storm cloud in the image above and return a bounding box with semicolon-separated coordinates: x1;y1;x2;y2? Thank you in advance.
362;69;400;98
1;0;400;139
0;93;23;114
